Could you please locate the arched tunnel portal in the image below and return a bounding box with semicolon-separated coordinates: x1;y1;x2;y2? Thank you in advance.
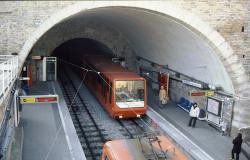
20;2;250;134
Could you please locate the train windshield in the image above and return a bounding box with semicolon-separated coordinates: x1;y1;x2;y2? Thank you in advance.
115;80;144;108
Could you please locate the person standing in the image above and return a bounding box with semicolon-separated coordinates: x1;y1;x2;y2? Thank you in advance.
159;86;168;105
188;103;199;128
231;133;243;160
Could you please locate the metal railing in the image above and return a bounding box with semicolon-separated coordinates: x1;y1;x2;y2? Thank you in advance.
0;55;18;101
239;126;250;141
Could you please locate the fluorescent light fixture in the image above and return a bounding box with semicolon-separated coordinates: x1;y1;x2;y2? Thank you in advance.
19;77;30;81
182;80;203;89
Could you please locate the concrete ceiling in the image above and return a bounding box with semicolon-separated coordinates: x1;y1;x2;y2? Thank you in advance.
55;7;234;93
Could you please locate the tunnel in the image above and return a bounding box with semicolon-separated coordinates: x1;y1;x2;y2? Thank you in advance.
31;7;233;93
52;38;114;63
20;3;250;134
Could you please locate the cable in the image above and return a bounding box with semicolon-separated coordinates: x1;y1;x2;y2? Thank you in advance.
57;58;91;72
58;58;250;101
44;70;89;160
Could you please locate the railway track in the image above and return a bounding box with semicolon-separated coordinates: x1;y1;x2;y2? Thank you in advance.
117;119;149;139
58;64;156;160
58;67;107;160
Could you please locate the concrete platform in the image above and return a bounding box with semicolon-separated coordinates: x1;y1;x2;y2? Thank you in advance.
21;81;85;160
146;87;248;160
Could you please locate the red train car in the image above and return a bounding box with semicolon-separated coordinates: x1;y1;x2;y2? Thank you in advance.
101;135;189;160
82;55;147;118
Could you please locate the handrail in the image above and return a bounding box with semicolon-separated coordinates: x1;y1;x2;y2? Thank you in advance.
0;55;18;102
239;126;250;142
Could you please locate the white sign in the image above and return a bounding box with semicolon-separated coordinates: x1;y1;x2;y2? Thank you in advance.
182;80;203;88
207;113;220;126
207;98;221;116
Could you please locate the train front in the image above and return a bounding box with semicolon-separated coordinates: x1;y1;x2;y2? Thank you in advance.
114;78;147;118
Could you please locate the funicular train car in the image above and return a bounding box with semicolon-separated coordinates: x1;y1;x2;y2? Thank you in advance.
101;133;188;160
82;55;147;118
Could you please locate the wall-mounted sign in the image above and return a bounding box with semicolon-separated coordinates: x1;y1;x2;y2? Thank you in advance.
189;90;215;97
205;90;215;96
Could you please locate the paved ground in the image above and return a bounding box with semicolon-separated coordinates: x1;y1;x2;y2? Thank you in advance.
147;86;248;160
21;82;73;160
20;80;249;160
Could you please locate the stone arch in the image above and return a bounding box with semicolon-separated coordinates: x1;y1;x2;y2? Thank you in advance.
19;1;250;131
31;22;137;71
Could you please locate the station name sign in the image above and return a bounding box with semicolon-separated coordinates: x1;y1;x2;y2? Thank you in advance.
19;95;58;104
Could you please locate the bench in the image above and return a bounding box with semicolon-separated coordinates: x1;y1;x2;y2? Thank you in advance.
177;97;206;120
177;97;192;112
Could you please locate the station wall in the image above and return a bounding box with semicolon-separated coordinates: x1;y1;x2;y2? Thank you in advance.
30;20;137;72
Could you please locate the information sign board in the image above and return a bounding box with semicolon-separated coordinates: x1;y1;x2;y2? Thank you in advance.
189;90;215;97
19;95;58;104
20;97;36;104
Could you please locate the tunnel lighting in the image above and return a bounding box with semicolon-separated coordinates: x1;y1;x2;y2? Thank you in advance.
119;115;123;119
32;55;42;60
19;77;30;81
182;80;203;89
208;84;216;90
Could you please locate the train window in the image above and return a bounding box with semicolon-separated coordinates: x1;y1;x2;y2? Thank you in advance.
104;78;107;97
97;75;101;84
109;82;112;104
102;76;105;96
115;80;144;108
106;78;109;95
101;76;108;97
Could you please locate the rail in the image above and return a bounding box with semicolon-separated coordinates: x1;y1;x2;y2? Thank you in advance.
58;66;106;160
239;126;250;141
0;55;18;103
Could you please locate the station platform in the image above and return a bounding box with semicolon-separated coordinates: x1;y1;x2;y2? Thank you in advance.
20;81;85;160
146;87;249;160
18;80;249;160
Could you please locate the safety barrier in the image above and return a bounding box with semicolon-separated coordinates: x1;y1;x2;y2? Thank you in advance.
0;55;18;102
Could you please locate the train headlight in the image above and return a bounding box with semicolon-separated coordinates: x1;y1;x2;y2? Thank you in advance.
137;114;141;118
119;115;123;119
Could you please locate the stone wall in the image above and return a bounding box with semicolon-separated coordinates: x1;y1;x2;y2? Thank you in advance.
0;1;76;54
0;1;249;74
31;20;137;72
169;79;208;110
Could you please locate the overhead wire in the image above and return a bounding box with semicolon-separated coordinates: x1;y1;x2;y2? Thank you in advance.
57;58;159;133
44;57;249;159
45;57;250;159
44;67;89;160
57;58;250;100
